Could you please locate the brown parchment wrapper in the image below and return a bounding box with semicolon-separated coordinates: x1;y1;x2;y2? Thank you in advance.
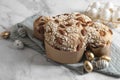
45;41;85;64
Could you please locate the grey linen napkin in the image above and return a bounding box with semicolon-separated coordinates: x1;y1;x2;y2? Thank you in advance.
7;14;120;78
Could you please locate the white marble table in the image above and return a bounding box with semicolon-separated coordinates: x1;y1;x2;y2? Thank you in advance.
0;0;120;80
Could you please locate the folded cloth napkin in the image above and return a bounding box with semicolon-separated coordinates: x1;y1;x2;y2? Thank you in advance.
6;14;120;78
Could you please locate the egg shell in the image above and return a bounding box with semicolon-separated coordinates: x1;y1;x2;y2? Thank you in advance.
91;2;101;9
13;40;24;49
0;31;10;39
100;9;112;21
84;61;93;72
88;8;99;19
85;51;94;61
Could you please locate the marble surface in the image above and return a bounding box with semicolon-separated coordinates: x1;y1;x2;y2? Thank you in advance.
0;0;120;80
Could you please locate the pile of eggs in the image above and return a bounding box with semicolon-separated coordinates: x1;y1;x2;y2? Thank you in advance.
84;51;111;73
86;2;120;28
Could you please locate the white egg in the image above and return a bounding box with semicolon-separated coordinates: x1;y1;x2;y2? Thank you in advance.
91;2;101;9
105;2;115;12
13;40;24;49
112;10;120;22
88;8;99;19
107;22;114;28
100;9;112;21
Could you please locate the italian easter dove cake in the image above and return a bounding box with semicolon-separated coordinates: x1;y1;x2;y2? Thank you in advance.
33;12;113;64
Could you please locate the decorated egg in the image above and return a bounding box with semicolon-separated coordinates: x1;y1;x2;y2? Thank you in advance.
100;9;112;21
85;51;94;61
100;56;111;62
88;8;99;19
13;40;24;49
0;31;10;39
91;2;101;9
96;59;109;69
18;28;26;38
84;60;93;72
104;2;115;12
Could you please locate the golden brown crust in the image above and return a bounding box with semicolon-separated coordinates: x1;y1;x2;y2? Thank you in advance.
33;12;113;56
33;16;49;41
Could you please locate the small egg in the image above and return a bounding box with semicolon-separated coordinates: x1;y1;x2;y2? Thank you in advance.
85;51;94;61
100;9;112;21
100;56;111;62
0;31;10;39
105;2;115;12
88;8;99;19
18;28;26;37
84;60;93;73
91;2;101;9
112;11;120;22
96;59;109;69
13;40;24;49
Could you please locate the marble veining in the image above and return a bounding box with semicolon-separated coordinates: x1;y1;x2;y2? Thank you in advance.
0;0;120;80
